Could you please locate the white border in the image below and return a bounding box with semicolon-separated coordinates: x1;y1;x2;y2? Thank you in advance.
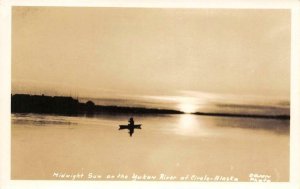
1;0;300;189
290;6;300;185
6;0;300;9
0;0;12;188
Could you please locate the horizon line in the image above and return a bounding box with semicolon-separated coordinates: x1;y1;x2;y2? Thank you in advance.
11;93;290;120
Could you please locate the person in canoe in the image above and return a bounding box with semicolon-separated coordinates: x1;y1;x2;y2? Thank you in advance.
129;117;134;125
128;117;135;137
119;117;142;137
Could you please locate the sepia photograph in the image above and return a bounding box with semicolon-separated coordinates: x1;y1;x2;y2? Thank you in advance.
8;5;293;184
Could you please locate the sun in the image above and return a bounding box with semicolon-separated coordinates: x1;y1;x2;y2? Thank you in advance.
179;103;197;114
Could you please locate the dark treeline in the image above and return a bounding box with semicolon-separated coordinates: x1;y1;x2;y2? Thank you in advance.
11;94;290;120
11;94;183;115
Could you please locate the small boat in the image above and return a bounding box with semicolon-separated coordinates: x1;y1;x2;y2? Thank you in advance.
119;124;142;130
119;117;141;137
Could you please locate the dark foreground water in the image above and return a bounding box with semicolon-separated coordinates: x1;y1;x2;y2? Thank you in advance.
11;113;289;181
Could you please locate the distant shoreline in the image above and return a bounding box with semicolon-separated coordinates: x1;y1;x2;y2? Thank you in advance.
193;112;289;120
11;94;290;120
11;94;183;115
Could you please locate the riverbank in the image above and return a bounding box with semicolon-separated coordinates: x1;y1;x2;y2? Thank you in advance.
11;94;290;120
11;94;183;115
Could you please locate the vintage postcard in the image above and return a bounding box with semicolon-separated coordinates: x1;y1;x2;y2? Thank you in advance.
1;0;300;189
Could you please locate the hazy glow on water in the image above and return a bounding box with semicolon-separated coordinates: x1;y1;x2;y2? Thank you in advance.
176;114;208;136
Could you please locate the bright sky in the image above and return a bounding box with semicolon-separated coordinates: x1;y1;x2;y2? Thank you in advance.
12;7;290;111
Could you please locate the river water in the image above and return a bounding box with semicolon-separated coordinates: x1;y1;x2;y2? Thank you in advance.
11;113;289;181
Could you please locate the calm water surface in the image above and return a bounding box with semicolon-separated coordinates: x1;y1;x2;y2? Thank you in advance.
11;113;289;181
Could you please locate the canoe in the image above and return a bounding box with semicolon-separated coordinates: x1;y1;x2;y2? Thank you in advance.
119;124;142;130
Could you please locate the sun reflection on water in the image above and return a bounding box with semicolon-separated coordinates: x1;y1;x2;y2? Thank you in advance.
176;114;209;137
179;114;198;128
